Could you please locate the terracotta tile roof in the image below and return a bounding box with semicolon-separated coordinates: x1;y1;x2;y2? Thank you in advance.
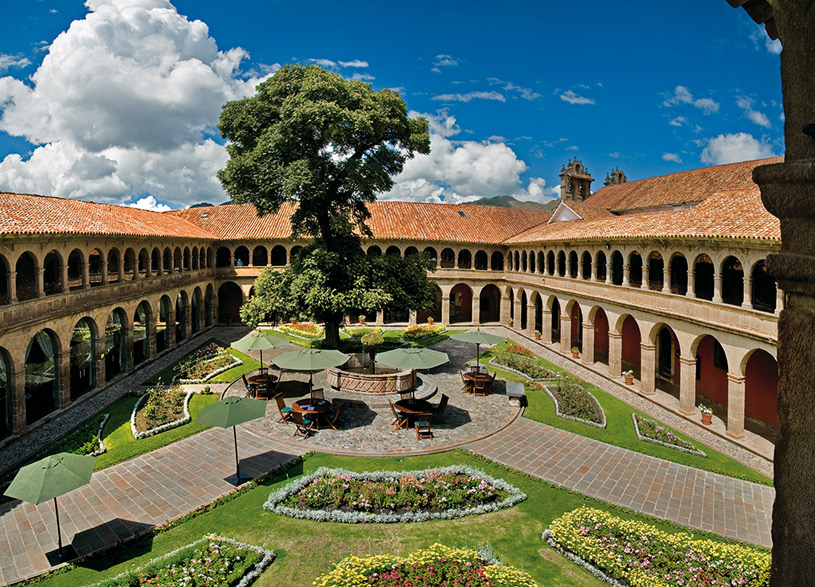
0;192;214;239
172;201;552;244
554;201;615;222
582;157;783;213
506;187;780;244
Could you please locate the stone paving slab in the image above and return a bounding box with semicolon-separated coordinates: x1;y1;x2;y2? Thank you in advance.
0;427;305;586
465;416;774;548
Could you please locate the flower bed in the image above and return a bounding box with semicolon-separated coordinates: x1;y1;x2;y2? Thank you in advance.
543;507;769;587
491;352;560;381
402;323;447;341
276;322;325;339
540;381;606;427
131;384;194;440
264;465;526;523
632;414;706;457
342;325;384;339
88;534;276;587
313;543;538;587
505;343;534;357
172;342;242;383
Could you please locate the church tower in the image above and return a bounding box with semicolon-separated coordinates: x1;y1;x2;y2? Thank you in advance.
560;159;594;203
604;167;627;187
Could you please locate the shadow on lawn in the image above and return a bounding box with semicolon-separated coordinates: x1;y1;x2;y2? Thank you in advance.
72;519;155;571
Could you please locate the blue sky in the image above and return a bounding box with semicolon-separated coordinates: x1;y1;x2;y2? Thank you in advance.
0;0;782;210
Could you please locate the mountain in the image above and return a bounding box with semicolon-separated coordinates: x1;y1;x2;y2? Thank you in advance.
464;195;559;211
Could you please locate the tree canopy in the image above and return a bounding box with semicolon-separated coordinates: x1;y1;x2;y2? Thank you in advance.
218;64;433;347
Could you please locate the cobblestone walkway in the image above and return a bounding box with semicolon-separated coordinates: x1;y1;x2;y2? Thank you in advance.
466;417;774;548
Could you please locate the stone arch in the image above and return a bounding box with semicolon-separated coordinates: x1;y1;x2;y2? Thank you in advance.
557;251;566;276
88;248;104;286
158;295;171;353
70;317;97;400
271;245;287;266
133;301;152;367
67;248;84;289
16;251;39;301
0;346;13;439
182;247;191;271
205;284;214;327
474;250;488;270
742;349;778;429
252;245;268;267
104;308;129;380
581;251;592;280
163;247;173;272
122;247;137;280
518;288;528;330
151;247;161;275
569;250;578;278
234;246;249;267
507;286;515;322
549;296;561;343
25;329;62;425
669;252;688;295
218;282;243;324
751;259;777;312
547;250;555;276
647;251;664;290
566;300;583;351
536;251;545;274
531;290;543;333
441;248;455;269
618;314;641;378
477;284;501;323
0;253;9;304
590;306;609;365
491;251;504;271
595;251;607;282
693;253;715;300
206;247;213;268
192;246;199;270
216;246;231;267
450;283;472;323
721;256;744;305
173;247;182;272
191;287;203;334
512;251;520;271
610;250;624;285
416;283;443;324
138;247;150;277
692;333;729;417
423;247;438;268
385;245;401;257
107;247;122;282
200;247;207;269
290;245;303;260
175;291;188;341
404;246;419;257
458;249;472;269
528;250;536;273
629;251;643;287
366;245;382;256
43;250;62;295
651;323;680;392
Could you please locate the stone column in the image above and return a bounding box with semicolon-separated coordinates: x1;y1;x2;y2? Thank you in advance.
123;326;135;372
57;350;71;408
499;293;511;324
168;306;177;348
408;310;417;325
93;337;106;388
100;257;108;284
687;269;696;298
639;343;656;395
559;313;572;354
662;268;671;294
581;320;595;365
640;272;648;290
712;273;723;303
726;372;746;439
10;368;26;435
82;261;90;289
8;271;17;304
605;264;612;285
513;297;522;328
591;259;598;282
36;268;45;298
678;354;697;415
742;277;754;309
608;331;622;378
472;296;481;325
441;296;450;325
117;254;124;283
60;262;69;294
525;303;535;336
776;286;784;315
541;308;553;344
622;264;630;287
146;318;157;359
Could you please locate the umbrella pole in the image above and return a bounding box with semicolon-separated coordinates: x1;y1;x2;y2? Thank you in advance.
476;343;481;371
53;497;63;558
233;426;240;482
309;371;313;398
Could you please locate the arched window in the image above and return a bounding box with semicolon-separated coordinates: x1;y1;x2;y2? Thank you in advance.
271;245;287;266
528;251;535;273
751;260;777;313
694;254;714;300
521;251;528;272
404;246;419;257
670;254;688;295
16;252;38;301
629;252;643;287
547;251;555;276
133;302;151;366
67;249;84;289
43;251;61;295
581;251;592;280
721;256;744;305
386;246;401;257
25;331;59;424
163;248;172;272
569;251;578;278
71;318;95;400
216;246;231;267
151;248;161;274
440;248;455;269
611;251;623;285
474;250;488;270
490;251;503;271
252;246;268;266
557;251;566;276
458;249;472;269
104;309;127;379
182;247;191;271
647;252;664;291
367;245;382;256
595;251;607;282
423;247;438;268
233;246;249;267
537;251;545;274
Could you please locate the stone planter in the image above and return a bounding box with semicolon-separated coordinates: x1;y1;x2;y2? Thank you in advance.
327;355;414;394
701;412;712;425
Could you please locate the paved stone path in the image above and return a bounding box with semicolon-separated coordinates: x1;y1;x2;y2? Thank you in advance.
466;417;774;548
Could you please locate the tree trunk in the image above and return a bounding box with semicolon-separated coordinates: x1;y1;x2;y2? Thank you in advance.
324;319;341;349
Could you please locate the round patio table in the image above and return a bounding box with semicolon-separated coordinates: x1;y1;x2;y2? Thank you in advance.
463;372;491;394
395;398;434;416
292;398;331;429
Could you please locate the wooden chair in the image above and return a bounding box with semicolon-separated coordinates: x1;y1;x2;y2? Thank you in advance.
255;380;270;400
291;411;313;438
242;374;256;398
415;417;433;440
325;401;347;431
311;388;324;400
459;370;472;393
433;394;449;423
389;399;407;429
473;378;489;397
486;372;497;393
274;393;293;424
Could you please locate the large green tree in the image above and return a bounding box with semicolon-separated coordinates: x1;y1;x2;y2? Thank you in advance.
218;64;432;347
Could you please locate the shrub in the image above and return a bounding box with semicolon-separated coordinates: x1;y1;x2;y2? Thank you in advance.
278;322;324;339
553;381;600;423
506;344;533;357
545;507;770;587
344;325;383;339
494;351;558;380
402;323;446;341
634;413;703;454
138;384;186;430
50;413;107;456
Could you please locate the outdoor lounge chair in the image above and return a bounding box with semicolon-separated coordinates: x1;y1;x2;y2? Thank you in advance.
291;411;313;438
325;401;347;430
432;394;449;423
389;399;407;429
274;393;293;424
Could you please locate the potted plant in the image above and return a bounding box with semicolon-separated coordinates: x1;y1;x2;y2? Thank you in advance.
507;318;514;327
358;314;366;325
571;346;579;359
622;369;634;385
534;329;541;340
699;404;713;425
427;316;435;325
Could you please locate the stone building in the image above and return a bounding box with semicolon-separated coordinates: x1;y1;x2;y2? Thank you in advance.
0;156;780;455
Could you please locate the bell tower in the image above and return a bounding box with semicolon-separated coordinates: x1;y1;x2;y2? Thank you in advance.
604;167;627;187
560;159;594;203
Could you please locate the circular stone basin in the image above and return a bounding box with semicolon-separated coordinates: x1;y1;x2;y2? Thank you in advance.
327;363;414;395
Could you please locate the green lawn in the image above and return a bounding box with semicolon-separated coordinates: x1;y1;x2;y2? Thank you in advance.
480;343;772;486
35;450;762;587
94;393;220;471
146;339;261;385
382;327;464;348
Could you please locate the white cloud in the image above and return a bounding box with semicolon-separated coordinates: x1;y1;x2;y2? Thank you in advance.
662;152;682;163
432;91;505;103
750;26;781;54
609;152;621;159
736;97;771;128
128;194;171;212
487;78;541;100
339;59;368;68
0;53;31;73
0;0;271;207
701;132;776;165
431;54;460;73
669;116;687;127
560;90;594;105
385;111;552;203
308;58;338;68
663;85;719;114
351;72;375;82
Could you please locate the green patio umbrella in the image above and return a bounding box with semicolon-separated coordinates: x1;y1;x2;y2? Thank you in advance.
197;397;268;482
4;452;97;558
272;348;349;397
451;329;505;371
230;330;289;372
376;347;450;396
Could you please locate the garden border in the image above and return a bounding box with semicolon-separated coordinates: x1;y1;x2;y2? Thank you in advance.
130;389;195;440
85;533;276;587
401;324;448;342
340;325;384;338
263;464;527;523
488;356;560;381
274;324;325;340
541;529;627;587
543;384;607;429
173;355;243;383
632;413;707;457
90;413;110;456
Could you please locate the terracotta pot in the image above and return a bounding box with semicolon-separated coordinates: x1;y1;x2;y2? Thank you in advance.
358;317;365;324
624;375;633;385
701;412;712;425
572;351;579;359
535;334;541;340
